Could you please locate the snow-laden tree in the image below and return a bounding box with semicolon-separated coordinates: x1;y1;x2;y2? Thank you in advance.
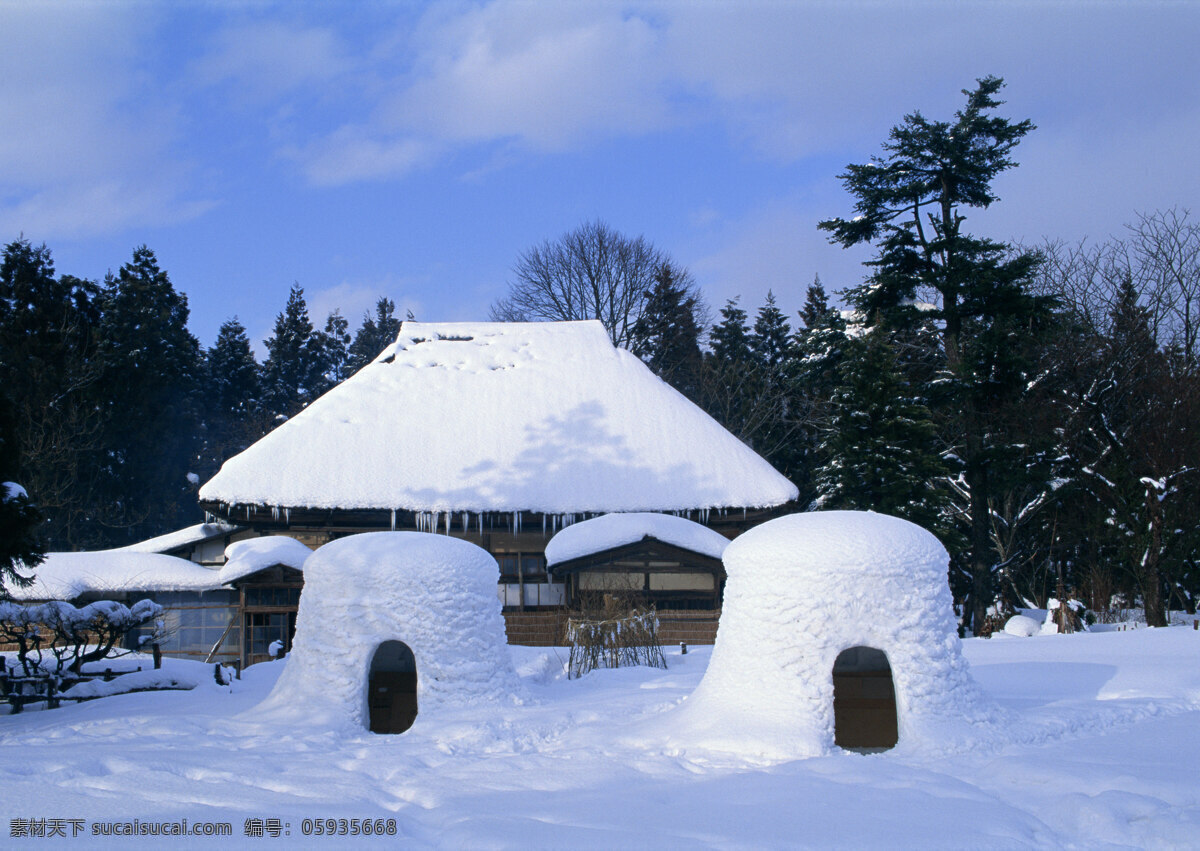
1055;279;1200;624
814;327;950;535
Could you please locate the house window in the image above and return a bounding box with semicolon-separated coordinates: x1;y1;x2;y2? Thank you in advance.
497;553;546;582
244;611;296;659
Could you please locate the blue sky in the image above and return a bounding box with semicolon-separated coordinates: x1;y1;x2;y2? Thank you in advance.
2;1;1197;352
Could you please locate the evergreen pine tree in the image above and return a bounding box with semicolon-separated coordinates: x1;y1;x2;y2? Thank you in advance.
798;274;834;330
348;297;402;372
318;310;352;385
629;264;704;399
0;239;104;548
201;317;263;476
815;328;950;534
95;246;202;544
0;393;42;598
261;285;326;421
710;298;753;365
749;290;791;368
787;276;850;508
819;76;1056;632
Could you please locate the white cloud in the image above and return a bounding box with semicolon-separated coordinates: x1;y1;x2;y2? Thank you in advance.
288;128;433;187
0;4;209;240
391;2;672;150
193;20;353;102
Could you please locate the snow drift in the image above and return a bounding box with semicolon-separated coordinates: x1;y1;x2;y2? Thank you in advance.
253;532;521;732
663;511;1004;759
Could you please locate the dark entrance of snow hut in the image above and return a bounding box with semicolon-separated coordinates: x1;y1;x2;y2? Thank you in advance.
367;640;418;734
832;646;898;752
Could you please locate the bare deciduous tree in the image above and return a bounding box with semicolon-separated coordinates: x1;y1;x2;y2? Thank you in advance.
490;220;669;348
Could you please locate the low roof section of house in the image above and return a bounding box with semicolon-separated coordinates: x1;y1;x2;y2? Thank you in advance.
200;321;798;519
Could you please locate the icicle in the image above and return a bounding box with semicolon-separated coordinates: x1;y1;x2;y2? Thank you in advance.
461;512;468;533
542;514;546;535
284;507;290;525
477;513;483;535
444;511;451;535
390;509;396;531
245;505;250;520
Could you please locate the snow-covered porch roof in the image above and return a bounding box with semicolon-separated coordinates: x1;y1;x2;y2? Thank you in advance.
200;321;798;519
545;513;731;572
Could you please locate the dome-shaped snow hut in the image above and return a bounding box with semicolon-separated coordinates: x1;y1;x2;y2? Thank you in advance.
253;532;521;733
668;511;1000;759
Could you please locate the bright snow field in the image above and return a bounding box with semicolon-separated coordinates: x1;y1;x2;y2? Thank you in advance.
2;627;1198;848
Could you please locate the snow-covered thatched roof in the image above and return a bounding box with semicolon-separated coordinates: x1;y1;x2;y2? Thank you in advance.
10;552;223;602
200;321;797;514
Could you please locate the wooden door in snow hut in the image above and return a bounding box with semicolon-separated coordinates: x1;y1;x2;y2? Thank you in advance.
368;640;418;734
832;646;898;751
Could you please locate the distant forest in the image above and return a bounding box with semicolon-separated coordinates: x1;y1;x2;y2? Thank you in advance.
2;78;1197;632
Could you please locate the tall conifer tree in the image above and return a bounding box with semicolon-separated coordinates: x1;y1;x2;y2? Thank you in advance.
819;76;1056;632
348;298;403;372
0;239;103;548
95;246;201;543
261;285;325;421
630;264;704;399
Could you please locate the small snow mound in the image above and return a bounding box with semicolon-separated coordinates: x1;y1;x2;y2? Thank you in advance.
545;512;729;566
660;511;1005;760
2;481;28;501
254;532;522;732
1004;615;1041;637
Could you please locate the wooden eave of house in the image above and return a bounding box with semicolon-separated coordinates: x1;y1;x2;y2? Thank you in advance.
198;503;793;541
547;535;727;578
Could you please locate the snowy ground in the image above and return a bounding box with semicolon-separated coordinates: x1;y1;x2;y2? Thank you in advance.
3;628;1199;849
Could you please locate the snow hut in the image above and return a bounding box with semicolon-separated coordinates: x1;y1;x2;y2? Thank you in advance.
545;513;730;610
254;532;521;734
669;511;1000;758
198;321;797;620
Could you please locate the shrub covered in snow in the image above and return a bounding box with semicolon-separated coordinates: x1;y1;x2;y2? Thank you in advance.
662;511;1004;759
1003;614;1041;637
0;598;163;676
254;532;522;732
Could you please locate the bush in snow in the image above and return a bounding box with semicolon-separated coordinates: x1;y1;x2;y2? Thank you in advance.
0;598;163;677
566;606;666;679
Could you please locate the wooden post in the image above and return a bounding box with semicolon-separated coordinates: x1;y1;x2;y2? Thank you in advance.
152;642;162;669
